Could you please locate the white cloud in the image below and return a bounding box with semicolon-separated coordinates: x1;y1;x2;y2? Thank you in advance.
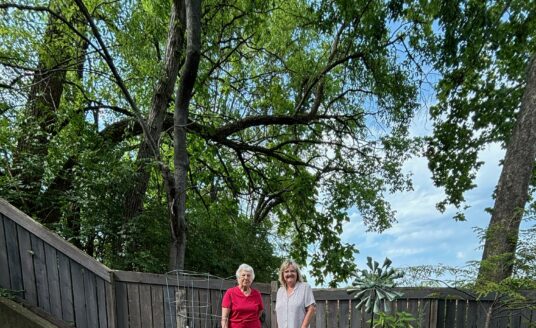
385;247;426;257
313;120;507;288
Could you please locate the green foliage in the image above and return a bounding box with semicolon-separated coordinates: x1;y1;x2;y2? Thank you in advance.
0;288;22;299
185;211;281;282
398;264;476;288
348;257;404;314
370;311;415;328
401;0;536;216
1;0;425;283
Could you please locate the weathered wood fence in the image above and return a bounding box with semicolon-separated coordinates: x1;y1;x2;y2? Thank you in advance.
1;198;535;327
304;288;536;328
0;198;272;328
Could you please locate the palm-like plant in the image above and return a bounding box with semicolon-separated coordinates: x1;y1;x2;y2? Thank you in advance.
348;257;404;314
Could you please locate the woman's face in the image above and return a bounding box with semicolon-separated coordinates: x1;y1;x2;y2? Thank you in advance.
237;270;253;289
283;265;298;286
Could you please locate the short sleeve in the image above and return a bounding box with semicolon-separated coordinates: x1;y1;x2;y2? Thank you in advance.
304;283;315;307
222;288;232;308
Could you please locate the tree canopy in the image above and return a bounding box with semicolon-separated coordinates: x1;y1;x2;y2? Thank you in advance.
0;0;426;285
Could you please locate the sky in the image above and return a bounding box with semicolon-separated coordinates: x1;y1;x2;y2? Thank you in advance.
309;113;511;288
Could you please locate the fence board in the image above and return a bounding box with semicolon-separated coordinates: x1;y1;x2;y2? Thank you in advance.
476;302;492;328
115;282;129;328
362;307;372;327
151;285;165;328
192;287;201;328
518;307;534;328
31;235;50;313
407;298;419;321
139;284;153;328
455;299;467;328
184;285;193;327
18;226;37;305
493;312;510;328
444;299;456;327
338;300;350;328
349;301;362;328
96;277;109;328
71;261;88;328
200;287;208;327
416;299;431;327
328;300;337;326
466;299;478;328
85;271;99;328
44;244;62;319
428;299;438;328
210;288;222;328
436;300;446;328
164;285;177;328
263;293;271;328
58;252;74;323
510;310;522;328
107;275;117;328
5;218;23;294
127;283;142;328
397;298;408;312
315;300;326;328
0;215;10;289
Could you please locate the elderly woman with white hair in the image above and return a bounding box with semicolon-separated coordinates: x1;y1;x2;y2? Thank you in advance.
275;259;316;328
221;263;264;328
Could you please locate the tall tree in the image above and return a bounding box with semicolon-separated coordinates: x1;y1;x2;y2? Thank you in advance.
406;0;536;282
478;55;536;282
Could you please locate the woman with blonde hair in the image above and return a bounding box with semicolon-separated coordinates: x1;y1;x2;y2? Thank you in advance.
275;259;316;328
221;263;264;328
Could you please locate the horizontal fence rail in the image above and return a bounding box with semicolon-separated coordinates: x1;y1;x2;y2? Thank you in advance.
1;198;535;327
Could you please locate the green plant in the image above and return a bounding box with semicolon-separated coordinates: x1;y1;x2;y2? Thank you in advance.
348;257;404;314
371;311;415;328
0;288;20;300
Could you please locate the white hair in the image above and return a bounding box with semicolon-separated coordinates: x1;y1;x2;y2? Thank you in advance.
236;263;255;281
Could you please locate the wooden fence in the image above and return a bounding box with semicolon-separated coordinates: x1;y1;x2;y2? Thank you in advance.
302;288;536;328
1;198;535;327
0;198;270;328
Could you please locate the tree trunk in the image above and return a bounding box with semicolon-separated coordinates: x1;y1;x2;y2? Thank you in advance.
477;54;536;283
121;0;186;223
169;0;201;271
12;4;86;216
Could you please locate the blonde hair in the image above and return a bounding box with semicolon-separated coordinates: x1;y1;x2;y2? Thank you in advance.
236;263;255;281
278;259;303;287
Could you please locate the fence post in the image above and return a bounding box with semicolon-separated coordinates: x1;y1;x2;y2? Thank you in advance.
271;281;278;328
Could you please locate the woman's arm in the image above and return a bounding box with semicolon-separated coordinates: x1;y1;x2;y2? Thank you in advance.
221;307;231;328
301;304;316;328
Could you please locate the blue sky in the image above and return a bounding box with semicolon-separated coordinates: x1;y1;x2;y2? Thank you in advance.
309;113;510;287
